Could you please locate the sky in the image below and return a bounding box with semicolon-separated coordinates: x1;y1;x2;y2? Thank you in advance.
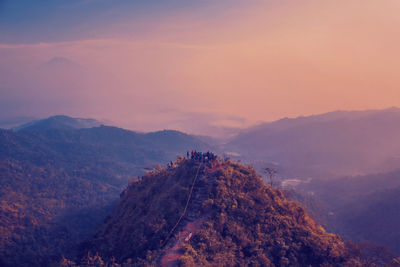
1;0;400;136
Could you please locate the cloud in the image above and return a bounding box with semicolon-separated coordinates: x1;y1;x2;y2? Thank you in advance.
1;0;400;135
146;108;248;137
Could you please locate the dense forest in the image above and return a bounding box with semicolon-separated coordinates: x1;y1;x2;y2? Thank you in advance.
74;159;398;266
0;117;206;267
2;116;400;266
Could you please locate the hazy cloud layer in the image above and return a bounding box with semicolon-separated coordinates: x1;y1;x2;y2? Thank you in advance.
1;1;400;136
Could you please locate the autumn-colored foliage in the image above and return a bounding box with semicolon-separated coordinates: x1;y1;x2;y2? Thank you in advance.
79;159;379;266
0;126;205;266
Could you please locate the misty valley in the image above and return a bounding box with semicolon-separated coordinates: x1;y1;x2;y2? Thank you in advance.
1;110;400;266
3;1;400;266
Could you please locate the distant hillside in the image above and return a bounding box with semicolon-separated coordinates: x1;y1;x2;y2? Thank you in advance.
14;115;103;131
226;108;400;178
339;186;400;256
296;170;400;255
76;159;382;266
0;124;207;267
0;116;38;129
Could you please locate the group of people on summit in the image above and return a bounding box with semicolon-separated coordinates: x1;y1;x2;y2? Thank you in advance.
187;150;217;162
166;151;217;169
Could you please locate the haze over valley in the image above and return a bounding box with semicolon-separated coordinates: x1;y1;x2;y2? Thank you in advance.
2;1;400;266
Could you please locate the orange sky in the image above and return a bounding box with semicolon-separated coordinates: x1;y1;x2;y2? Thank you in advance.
1;0;400;136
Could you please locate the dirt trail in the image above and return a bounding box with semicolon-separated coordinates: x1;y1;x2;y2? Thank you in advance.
159;162;217;267
159;218;205;267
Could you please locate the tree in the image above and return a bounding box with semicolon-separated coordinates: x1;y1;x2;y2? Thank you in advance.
263;168;277;187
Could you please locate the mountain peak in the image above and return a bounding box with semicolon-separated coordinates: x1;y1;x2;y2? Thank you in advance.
40;57;83;70
78;157;362;266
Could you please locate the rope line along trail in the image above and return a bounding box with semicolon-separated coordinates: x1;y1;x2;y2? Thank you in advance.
161;163;202;248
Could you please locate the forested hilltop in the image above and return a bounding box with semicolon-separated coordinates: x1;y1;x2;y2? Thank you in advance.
0;116;207;267
70;158;397;266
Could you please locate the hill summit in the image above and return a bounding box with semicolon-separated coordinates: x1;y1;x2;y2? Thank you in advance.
74;156;368;266
15;115;103;131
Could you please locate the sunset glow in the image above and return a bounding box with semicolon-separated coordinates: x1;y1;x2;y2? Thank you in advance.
1;0;400;135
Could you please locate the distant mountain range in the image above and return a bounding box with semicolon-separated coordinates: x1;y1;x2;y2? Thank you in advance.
226;107;400;179
3;110;400;265
7;108;400;180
